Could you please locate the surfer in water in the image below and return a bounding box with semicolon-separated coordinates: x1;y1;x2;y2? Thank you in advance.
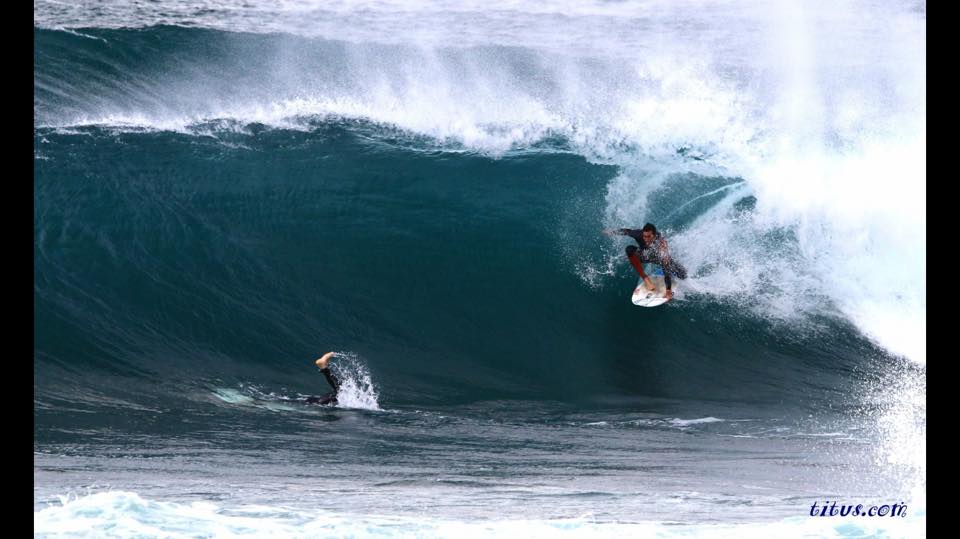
305;351;341;405
605;223;687;300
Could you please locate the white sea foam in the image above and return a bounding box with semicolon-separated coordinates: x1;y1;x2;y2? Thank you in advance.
329;351;382;411
34;490;926;539
670;417;724;427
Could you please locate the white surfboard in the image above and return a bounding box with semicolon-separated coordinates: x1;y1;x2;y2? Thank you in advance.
631;263;672;307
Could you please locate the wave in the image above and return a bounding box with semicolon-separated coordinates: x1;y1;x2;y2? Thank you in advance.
35;8;925;415
34;118;915;411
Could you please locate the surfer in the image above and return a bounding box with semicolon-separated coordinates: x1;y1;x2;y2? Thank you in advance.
305;351;341;405
605;223;687;300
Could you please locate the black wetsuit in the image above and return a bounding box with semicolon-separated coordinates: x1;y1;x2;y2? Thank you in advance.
620;228;688;290
305;368;340;405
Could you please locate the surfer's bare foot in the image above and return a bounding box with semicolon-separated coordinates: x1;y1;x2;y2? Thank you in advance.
665;290;674;301
643;278;656;291
315;352;336;369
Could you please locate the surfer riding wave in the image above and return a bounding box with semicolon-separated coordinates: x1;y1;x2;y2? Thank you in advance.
605;223;687;301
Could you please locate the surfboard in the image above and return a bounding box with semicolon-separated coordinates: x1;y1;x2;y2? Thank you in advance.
631;263;671;307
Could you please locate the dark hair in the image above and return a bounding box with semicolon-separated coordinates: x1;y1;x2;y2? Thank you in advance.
641;223;657;235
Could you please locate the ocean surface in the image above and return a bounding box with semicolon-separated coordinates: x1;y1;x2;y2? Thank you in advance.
35;1;926;537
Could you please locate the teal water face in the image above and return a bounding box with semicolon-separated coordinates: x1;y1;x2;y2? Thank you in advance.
35;120;886;413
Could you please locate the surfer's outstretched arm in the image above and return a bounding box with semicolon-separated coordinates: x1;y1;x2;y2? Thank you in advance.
321;368;340;394
304;352;340;405
316;351;336;369
603;228;644;243
315;352;341;393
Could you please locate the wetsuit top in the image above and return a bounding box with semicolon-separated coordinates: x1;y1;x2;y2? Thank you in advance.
620;229;667;265
620;228;687;290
